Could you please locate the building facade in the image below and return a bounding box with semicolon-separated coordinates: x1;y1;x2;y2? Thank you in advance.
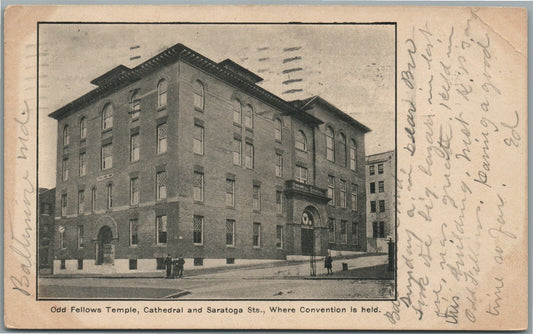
365;150;395;253
38;188;55;274
49;43;370;274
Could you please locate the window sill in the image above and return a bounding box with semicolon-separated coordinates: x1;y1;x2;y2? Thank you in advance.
101;128;113;134
253;246;261;249
226;206;236;210
157;106;167;112
233;122;242;128
130;204;140;208
226;245;235;248
295;148;308;153
193;243;203;247
194;106;204;113
194;152;204;157
193;200;204;205
275;139;282;144
129;245;138;248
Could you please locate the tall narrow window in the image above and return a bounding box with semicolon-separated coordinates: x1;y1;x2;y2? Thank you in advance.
339;180;346;208
130;177;139;205
193;124;204;155
379;200;386;212
193;171;204;202
156;215;167;244
274;118;282;141
233;99;242;125
80;117;87;140
295;165;308;184
157;79;167;108
77;225;84;248
379;181;384;193
369;165;375;175
252;223;261;247
339;133;347;167
253;185;261;211
326;126;335;162
78;190;85;214
327;175;335;205
102;103;113;130
378;163;384;174
349;139;357;171
62;158;69;181
244;104;253;128
59;228;65;249
379;222;385;238
156;171;167;200
276;190;283;215
157;123;168;154
370;182;376;194
373;222;378;238
131;92;140;119
351;184;358;211
63;125;70;146
275;153;283;177
340;220;347;244
61;194;67;217
276;225;283;248
193;80;204;111
233;138;241;165
130;134;139;162
193;215;203;245
295;130;307;151
129;219;138;246
328;218;335;243
91;187;96;212
79;152;86;176
352;222;359;245
225;179;235;207
371;201;376;213
226;219;235;246
106;184;113;209
245;143;254;169
101;143;113;170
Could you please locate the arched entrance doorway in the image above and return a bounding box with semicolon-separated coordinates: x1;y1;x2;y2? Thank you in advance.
301;210;315;256
96;226;114;265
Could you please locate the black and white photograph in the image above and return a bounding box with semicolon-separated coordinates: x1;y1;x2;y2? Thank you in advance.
36;23;396;300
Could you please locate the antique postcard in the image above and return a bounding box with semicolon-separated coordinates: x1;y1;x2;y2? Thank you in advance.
4;5;528;330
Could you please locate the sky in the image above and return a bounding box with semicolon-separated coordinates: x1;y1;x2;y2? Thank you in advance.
38;23;395;189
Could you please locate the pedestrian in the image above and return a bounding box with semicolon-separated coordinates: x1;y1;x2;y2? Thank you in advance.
164;254;173;278
176;255;185;278
324;254;333;275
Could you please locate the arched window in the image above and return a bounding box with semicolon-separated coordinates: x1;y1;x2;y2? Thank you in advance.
157;79;168;108
63;125;70;146
193;80;204;111
79;117;87;140
131;92;140;119
102;103;113;130
233;99;242;125
274;118;282;141
326;126;335;162
244;104;253;129
295;130;307;151
349;139;357;171
339;133;347;167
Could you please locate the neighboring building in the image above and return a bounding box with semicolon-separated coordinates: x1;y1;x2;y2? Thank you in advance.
38;188;55;274
49;43;370;274
365;150;395;253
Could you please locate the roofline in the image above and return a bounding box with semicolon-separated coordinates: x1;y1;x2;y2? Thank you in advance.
365;150;395;162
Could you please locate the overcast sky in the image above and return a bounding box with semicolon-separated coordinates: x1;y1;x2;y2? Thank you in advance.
39;23;395;189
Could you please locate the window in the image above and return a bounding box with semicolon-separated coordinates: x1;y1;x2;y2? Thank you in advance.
226;258;235;264
60;259;66;269
91;187;96;212
339;133;347;166
349;139;357;171
77;225;84;248
275;153;283;177
156;171;167;200
130;133;140;162
226;219;235;246
373;222;378;238
340;220;347;244
369;165;375;175
78;190;84;214
379;200;386;212
276;225;283;248
194;258;204;266
193;172;204;201
371;201;376;213
101;143;113;170
59;229;65;249
253;185;261;211
130;219;138;246
295;130;307;151
225;179;234;207
253;223;261;247
129;259;137;270
157;79;167;108
233;138;241;165
131;92;140;119
193;80;204;111
61;194;67;217
102;103;113;130
78;259;83;270
370;182;376;194
156;215;167;244
351;184;358;211
130;177;139;205
339;180;346;208
328;218;335;243
245;143;254;169
276;190;283;215
193;215;203;245
233;99;242;124
379;222;385;238
157;123;168;154
62;158;69;181
80;117;87;140
352;222;359;245
379;181;384;193
274;118;282;141
63;125;70;146
378;163;384;174
295;165;308;184
79;153;86;176
193;124;204;155
106;184;113;209
244;104;253;128
326;126;335;162
327;175;335;205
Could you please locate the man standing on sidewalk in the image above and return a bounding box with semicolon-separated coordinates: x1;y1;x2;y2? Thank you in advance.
324;254;333;275
164;254;173;279
176;255;185;278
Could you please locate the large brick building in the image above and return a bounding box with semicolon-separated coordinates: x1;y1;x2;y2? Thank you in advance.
49;43;370;274
38;188;55;274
